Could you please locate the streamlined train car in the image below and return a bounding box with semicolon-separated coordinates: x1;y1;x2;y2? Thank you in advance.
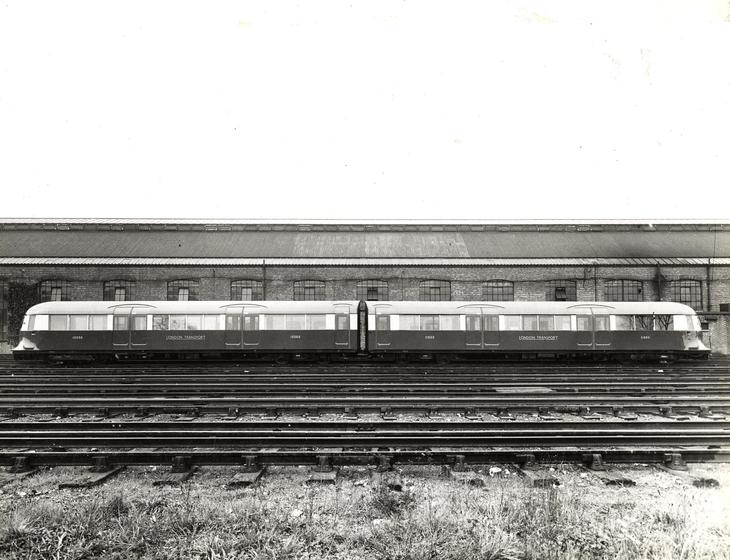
365;301;709;360
13;300;361;360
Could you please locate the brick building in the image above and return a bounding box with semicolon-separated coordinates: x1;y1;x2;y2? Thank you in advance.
1;219;729;353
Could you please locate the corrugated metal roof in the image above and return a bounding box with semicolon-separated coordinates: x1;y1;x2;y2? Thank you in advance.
1;229;729;259
1;257;728;266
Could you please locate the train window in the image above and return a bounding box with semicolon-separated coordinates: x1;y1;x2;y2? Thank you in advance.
186;315;202;330
615;315;633;330
634;315;653;330
504;316;521;330
335;315;349;330
654;315;673;330
226;315;242;330
50;315;68;331
308;315;326;330
399;315;419;330
69;315;88;330
204;315;220;330
522;315;538;330
132;316;147;331
265;315;286;330
576;316;592;331
113;315;128;331
538;316;554;330
439;315;460;330
153;315;169;330
90;315;107;330
466;315;480;331
594;316;609;331
554;315;571;331
243;315;258;331
690;315;702;331
28;315;36;331
420;315;438;330
483;315;499;331
673;315;689;331
169;315;186;330
286;315;306;330
376;315;390;331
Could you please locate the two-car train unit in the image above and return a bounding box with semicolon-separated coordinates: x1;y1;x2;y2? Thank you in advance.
13;300;709;362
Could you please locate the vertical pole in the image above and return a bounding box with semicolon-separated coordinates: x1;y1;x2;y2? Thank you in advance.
262;259;267;300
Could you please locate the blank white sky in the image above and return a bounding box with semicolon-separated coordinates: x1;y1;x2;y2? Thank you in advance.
1;1;729;220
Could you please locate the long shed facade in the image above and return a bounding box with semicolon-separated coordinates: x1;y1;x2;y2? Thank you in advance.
1;219;729;354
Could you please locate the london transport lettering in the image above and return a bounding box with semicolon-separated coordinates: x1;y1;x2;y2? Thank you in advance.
165;335;206;341
518;335;558;341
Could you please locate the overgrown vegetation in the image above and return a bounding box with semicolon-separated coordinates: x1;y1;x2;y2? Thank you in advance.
0;465;728;560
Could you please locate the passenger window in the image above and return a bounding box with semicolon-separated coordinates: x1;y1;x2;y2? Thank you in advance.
226;315;242;330
615;315;633;330
576;316;592;331
399;315;419;330
376;315;390;331
504;316;521;330
594;316;609;331
286;315;306;330
635;315;653;330
672;315;688;331
335;315;349;330
265;315;285;330
538;316;554;330
554;315;571;331
113;315;128;331
169;315;186;330
420;315;438;330
153;315;169;330
132;316;147;331
186;315;202;330
522;315;538;330
483;315;499;331
69;315;88;330
204;315;220;330
50;315;68;331
243;315;259;331
466;315;480;331
439;315;460;330
28;315;36;331
308;314;326;330
90;315;107;331
654;315;673;330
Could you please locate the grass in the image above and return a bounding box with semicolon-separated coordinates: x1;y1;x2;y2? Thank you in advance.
0;465;729;559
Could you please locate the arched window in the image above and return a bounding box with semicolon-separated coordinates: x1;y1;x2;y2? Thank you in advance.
38;280;71;302
419;280;451;301
103;280;135;301
546;280;576;301
356;280;388;301
604;280;643;302
293;280;325;301
167;280;199;301
670;279;703;310
482;280;514;301
231;280;263;300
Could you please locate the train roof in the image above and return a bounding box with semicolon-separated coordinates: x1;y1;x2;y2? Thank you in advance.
364;301;699;315
25;301;361;315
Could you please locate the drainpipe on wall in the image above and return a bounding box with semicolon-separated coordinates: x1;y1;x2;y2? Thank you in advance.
262;259;267;300
706;259;712;311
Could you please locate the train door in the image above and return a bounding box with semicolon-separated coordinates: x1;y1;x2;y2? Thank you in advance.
335;312;350;347
130;313;148;348
593;314;611;349
243;314;260;346
483;314;500;347
576;313;594;350
113;308;131;350
465;314;482;348
375;315;391;347
225;309;243;347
